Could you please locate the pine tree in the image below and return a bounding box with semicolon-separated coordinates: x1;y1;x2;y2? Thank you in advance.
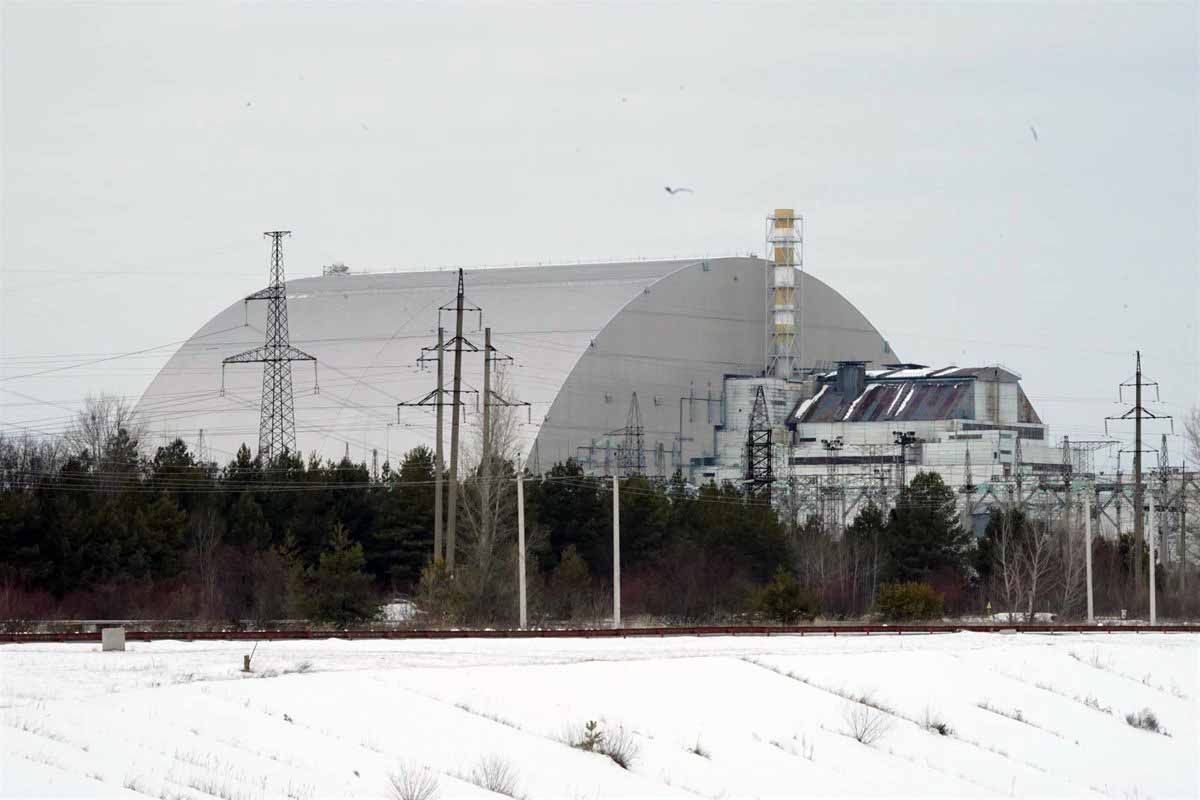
303;521;378;626
882;472;972;584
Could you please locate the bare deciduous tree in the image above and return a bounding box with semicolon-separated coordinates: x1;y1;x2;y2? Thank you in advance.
1018;516;1056;621
65;393;145;467
456;367;523;621
188;506;225;619
1054;505;1088;619
1184;407;1200;465
991;506;1057;621
0;432;65;491
991;507;1022;620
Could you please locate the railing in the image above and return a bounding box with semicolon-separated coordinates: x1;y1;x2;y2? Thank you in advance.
2;623;1195;644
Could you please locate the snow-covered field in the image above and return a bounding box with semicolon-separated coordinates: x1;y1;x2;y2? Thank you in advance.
2;633;1196;799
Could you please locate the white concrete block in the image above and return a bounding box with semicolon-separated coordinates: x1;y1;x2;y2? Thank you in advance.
101;627;125;652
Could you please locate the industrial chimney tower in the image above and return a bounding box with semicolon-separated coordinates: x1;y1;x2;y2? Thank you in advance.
765;209;802;379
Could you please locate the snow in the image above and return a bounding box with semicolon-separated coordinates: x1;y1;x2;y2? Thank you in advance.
381;600;417;622
895;384;917;417
2;633;1196;799
884;383;909;418
793;385;827;421
841;384;877;421
883;367;946;379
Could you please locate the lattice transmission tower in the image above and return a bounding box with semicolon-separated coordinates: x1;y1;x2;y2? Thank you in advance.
614;392;645;478
222;231;318;463
746;385;774;499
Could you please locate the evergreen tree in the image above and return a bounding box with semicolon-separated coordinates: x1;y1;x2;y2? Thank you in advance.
547;544;593;619
301;522;378;626
529;460;606;574
882;472;972;584
365;447;435;590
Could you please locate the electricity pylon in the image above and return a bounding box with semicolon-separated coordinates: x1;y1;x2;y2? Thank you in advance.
222;231;318;463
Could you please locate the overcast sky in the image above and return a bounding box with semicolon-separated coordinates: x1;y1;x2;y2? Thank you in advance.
2;1;1197;470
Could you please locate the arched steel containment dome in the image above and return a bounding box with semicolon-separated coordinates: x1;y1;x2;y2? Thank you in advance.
136;258;897;472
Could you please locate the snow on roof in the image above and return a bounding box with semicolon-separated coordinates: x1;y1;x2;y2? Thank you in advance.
793;384;828;420
895;383;917;416
886;366;952;379
884;382;910;418
842;383;877;421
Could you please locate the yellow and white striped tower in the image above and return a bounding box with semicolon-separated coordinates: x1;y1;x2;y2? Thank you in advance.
765;208;802;378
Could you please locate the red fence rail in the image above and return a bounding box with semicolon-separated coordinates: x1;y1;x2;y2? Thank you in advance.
1;623;1195;644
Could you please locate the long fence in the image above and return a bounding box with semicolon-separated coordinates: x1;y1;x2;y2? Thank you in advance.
2;623;1195;644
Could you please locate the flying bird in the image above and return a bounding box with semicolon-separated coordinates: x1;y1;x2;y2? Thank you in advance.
665;186;694;195
1030;125;1038;142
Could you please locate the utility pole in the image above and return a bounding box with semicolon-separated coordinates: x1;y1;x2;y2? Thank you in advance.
434;327;444;559
516;458;527;629
1085;491;1094;623
1135;354;1143;597
612;474;621;629
222;231;318;464
1149;493;1157;624
434;269;483;571
1105;351;1171;614
447;272;466;572
1180;473;1188;594
481;327;493;548
401;326;475;562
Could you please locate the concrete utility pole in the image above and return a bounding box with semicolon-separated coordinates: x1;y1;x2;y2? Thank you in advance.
1105;351;1170;616
1149;494;1157;624
1180;476;1188;594
446;269;466;571
516;459;527;629
1085;491;1094;624
1134;353;1144;599
434;326;445;561
401;327;457;561
481;327;492;545
612;474;621;629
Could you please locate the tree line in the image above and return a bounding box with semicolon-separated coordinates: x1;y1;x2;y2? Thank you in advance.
1;394;1196;625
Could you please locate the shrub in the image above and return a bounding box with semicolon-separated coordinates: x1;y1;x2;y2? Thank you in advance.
1125;708;1168;736
756;568;820;624
416;558;467;624
569;719;640;770
598;725;640;770
468;755;520;797
547;545;593;620
389;762;440;800
875;582;943;621
922;706;953;736
843;700;892;745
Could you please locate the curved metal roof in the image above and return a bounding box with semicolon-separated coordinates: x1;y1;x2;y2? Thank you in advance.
136;257;896;469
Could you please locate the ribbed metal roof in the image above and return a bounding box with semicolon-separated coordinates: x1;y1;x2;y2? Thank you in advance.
137;256;899;468
794;380;975;424
137;259;696;466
